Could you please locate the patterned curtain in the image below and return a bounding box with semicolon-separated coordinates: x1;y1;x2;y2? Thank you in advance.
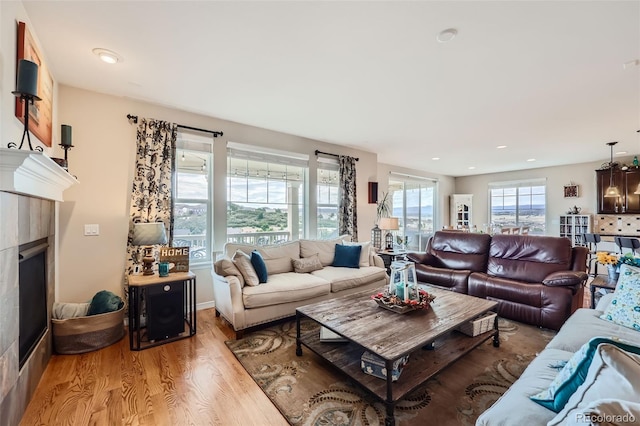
338;155;358;240
124;118;177;277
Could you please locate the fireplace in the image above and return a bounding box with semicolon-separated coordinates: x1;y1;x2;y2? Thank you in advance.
18;238;49;369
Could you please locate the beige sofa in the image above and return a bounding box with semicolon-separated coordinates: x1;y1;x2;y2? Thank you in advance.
212;237;388;338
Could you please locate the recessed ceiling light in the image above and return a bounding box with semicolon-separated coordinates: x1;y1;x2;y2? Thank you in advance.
432;157;440;160
623;59;640;70
616;151;627;155
92;48;122;64
437;28;458;43
527;158;536;162
496;145;507;149
468;166;476;170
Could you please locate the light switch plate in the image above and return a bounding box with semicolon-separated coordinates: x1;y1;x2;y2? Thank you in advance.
84;224;100;236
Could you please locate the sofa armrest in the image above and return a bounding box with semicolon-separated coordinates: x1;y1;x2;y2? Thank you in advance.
542;271;588;288
211;271;247;331
371;253;385;269
406;252;442;267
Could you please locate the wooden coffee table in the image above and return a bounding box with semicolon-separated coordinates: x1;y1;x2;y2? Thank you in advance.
295;285;499;426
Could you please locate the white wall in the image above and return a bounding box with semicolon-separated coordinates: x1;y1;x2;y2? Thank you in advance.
454;160;607;236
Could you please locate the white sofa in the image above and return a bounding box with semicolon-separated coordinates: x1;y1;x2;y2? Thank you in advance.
476;292;640;425
212;237;388;338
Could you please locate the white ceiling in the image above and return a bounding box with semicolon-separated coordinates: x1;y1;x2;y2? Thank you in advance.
21;1;640;177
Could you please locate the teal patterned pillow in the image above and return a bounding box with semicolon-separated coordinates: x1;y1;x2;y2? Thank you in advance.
530;336;640;412
600;263;640;331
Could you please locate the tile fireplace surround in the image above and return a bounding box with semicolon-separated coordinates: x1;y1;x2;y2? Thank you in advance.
0;148;77;425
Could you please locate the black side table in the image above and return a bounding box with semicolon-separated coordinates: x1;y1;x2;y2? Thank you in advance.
128;271;196;350
377;250;408;274
589;275;617;309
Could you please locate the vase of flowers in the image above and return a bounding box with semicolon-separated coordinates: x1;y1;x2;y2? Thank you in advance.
596;252;620;281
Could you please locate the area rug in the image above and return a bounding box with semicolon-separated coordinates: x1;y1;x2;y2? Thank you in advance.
226;318;555;426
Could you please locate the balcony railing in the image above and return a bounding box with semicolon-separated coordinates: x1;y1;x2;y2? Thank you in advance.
227;231;291;246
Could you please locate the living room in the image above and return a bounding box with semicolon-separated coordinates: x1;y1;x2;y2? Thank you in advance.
1;1;639;425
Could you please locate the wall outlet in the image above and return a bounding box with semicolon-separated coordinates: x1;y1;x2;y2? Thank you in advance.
84;224;100;236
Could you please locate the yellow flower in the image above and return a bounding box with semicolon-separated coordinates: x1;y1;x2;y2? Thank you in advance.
596;252;619;266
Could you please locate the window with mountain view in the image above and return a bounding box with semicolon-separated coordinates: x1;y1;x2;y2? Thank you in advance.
489;179;546;234
227;147;307;245
173;130;213;264
317;158;339;239
388;176;436;252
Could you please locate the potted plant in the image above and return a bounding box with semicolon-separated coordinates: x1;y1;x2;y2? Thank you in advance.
372;192;392;250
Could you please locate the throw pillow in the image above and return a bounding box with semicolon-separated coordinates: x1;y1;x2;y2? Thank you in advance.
530;336;640;412
292;254;323;273
332;244;361;268
87;290;124;316
251;250;268;283
232;250;259;286
600;263;640;331
547;344;640;425
342;241;371;267
300;237;343;266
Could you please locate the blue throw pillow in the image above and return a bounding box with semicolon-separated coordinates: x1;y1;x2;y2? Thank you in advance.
332;244;361;268
251;250;268;283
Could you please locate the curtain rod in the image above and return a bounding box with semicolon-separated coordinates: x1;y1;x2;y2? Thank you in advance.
126;114;223;137
314;150;359;161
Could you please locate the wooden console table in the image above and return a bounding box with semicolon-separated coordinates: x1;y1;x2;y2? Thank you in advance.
128;271;196;350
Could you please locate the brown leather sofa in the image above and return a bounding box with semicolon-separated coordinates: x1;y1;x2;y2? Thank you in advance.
406;231;588;330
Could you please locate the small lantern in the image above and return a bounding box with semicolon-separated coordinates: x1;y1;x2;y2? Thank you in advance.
389;260;418;302
371;224;382;251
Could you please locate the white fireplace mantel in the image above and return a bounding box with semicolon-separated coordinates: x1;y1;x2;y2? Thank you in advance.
0;148;78;201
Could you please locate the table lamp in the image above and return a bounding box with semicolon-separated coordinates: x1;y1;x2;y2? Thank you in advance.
132;222;167;275
379;217;399;250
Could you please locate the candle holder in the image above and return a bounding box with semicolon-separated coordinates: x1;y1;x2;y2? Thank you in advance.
7;94;42;152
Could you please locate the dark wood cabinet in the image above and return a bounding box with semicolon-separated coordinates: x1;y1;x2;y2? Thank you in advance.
596;168;640;214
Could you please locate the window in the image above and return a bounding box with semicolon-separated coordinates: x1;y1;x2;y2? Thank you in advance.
388;176;437;251
489;179;546;234
173;130;213;264
317;158;339;239
227;146;307;245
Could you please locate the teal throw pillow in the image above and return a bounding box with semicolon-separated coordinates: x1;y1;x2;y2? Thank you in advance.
251;250;268;283
87;290;124;316
530;336;640;412
332;244;361;268
600;263;640;331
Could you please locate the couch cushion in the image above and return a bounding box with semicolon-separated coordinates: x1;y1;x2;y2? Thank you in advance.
332;244;361;268
427;230;491;271
300;237;344;266
233;250;259;287
311;266;387;292
292;254;323;273
600;263;640;331
547;308;640;353
251;250;268;283
342;240;371;267
241;272;330;309
487;235;573;283
224;241;301;269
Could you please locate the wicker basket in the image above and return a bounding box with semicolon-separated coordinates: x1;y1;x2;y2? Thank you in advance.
52;307;125;354
457;311;497;337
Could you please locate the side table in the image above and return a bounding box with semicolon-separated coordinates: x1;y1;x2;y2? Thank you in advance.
589;275;617;309
377;250;409;274
128;271;196;350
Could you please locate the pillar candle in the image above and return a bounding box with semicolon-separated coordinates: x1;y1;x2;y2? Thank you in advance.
16;59;39;97
61;125;72;146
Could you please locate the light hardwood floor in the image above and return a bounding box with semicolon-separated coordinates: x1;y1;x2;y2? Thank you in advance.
20;309;288;426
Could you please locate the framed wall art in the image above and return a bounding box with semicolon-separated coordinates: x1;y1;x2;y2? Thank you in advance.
15;21;53;147
563;184;579;198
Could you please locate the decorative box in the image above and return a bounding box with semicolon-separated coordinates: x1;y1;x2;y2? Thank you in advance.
361;351;409;381
456;311;497;337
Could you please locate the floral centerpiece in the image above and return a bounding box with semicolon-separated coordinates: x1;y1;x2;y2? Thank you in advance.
371;289;436;314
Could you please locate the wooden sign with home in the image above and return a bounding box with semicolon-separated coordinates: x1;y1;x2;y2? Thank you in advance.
159;246;190;273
